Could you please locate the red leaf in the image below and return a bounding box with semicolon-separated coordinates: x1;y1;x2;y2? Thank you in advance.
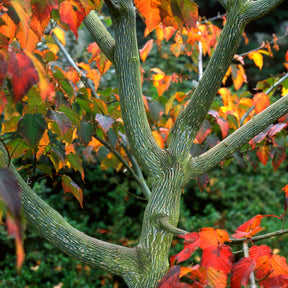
271;146;286;170
197;173;209;191
256;146;270;166
249;125;272;149
268;123;287;138
232;215;264;239
249;245;272;261
270;254;288;276
260;275;288;288
230;258;256;288
208;111;229;138
6;212;25;270
195;119;211;144
59;0;86;39
171;232;201;264
201;245;233;274
158;265;190;288
8;51;39;102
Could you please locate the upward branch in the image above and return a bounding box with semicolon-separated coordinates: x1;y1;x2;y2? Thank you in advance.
104;0;168;174
168;0;284;163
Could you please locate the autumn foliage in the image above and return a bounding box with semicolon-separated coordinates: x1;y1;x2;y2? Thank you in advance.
0;0;288;286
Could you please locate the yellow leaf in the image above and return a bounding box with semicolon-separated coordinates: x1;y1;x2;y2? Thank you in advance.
248;51;263;70
53;27;65;46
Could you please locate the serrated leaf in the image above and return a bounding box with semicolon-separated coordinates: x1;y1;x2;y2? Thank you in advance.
17;113;47;147
62;175;83;208
231;258;256;288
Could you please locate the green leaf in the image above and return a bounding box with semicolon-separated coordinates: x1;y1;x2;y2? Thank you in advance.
47;109;73;136
17;113;47;147
66;153;84;180
80;121;93;145
62;175;83;208
58;105;81;127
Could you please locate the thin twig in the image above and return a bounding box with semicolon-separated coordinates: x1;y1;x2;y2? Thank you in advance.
159;217;189;235
240;105;255;126
239;31;288;58
230;228;288;244
94;134;151;199
265;73;288;95
51;31;99;98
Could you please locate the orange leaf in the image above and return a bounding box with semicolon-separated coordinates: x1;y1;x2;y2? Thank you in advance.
232;215;264;239
62;175;83;208
152;130;165;149
253;92;270;114
232;64;247;90
139;39;153;62
270;254;288;276
59;0;86;39
256;146;270;166
207;267;228;288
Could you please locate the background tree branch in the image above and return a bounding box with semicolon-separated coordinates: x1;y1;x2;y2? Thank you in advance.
186;93;288;180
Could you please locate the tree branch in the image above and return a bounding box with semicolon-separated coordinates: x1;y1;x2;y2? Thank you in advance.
186;93;288;180
51;31;98;98
83;10;115;63
230;229;288;245
168;0;284;164
94;134;151;199
104;0;168;174
241;0;285;22
169;1;247;161
0;143;140;277
158;216;188;235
